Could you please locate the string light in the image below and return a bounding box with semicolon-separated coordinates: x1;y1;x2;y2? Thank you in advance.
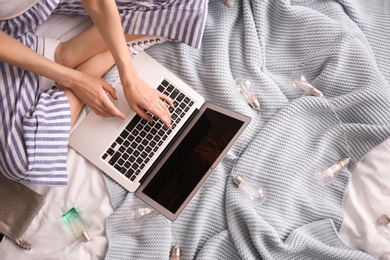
170;242;181;260
129;205;158;219
235;78;260;109
375;214;390;241
292;75;323;97
315;157;351;184
127;198;182;259
233;175;266;202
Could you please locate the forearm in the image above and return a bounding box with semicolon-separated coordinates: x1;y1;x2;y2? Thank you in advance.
80;0;137;81
0;31;78;89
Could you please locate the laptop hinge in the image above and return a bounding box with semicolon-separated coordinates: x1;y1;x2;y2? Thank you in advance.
139;108;200;184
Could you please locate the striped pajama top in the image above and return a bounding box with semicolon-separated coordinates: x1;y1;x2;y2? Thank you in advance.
0;0;208;185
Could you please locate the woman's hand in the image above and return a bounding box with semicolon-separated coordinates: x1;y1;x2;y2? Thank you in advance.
122;75;173;127
68;71;125;119
79;1;173;126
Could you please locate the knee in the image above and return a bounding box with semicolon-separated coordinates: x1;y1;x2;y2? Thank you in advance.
55;42;75;68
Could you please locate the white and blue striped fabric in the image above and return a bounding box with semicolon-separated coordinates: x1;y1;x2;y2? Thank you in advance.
0;33;71;185
0;0;208;185
54;0;208;48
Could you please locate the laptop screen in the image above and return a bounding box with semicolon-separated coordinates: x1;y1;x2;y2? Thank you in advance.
136;104;249;219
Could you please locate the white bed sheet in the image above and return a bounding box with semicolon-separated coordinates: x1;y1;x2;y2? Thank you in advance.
341;137;390;259
0;13;389;260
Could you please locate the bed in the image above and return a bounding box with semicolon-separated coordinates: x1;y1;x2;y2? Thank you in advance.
1;0;390;259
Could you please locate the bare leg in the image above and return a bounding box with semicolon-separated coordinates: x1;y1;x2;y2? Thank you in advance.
55;25;142;69
59;50;115;125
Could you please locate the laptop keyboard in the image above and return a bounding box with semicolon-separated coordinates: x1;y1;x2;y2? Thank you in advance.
101;79;194;182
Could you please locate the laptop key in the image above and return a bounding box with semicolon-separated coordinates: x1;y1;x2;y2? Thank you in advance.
120;130;129;139
157;85;165;92
136;158;143;164
126;115;141;131
109;152;121;165
161;79;169;87
137;144;145;152
176;93;185;102
122;153;130;160
170;89;179;99
125;169;134;178
114;164;125;174
144;125;151;132
167;84;174;93
107;148;115;155
128;135;135;142
124;161;131;169
117;158;125;166
179;103;186;109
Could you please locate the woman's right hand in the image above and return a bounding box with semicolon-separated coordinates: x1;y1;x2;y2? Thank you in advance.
67;71;125;119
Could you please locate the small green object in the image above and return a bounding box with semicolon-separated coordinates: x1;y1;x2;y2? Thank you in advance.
62;207;91;242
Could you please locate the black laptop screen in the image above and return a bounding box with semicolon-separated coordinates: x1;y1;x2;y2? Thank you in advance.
141;108;244;213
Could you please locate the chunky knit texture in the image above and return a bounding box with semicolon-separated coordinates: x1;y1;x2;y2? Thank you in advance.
103;0;390;259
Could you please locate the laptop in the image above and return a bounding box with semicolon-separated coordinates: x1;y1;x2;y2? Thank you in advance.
69;51;251;220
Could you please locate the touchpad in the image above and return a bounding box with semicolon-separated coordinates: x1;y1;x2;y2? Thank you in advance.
103;82;133;129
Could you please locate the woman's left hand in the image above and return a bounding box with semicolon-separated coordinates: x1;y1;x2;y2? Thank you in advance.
122;74;173;128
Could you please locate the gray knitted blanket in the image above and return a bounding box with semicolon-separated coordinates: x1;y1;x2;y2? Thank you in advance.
103;0;390;259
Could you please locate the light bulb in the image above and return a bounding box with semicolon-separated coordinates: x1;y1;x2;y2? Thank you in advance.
315;157;350;182
292;75;323;97
170;243;181;260
233;175;265;201
129;206;158;219
235;78;260;109
376;214;390;241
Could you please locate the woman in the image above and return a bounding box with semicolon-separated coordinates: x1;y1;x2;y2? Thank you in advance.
0;0;208;185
